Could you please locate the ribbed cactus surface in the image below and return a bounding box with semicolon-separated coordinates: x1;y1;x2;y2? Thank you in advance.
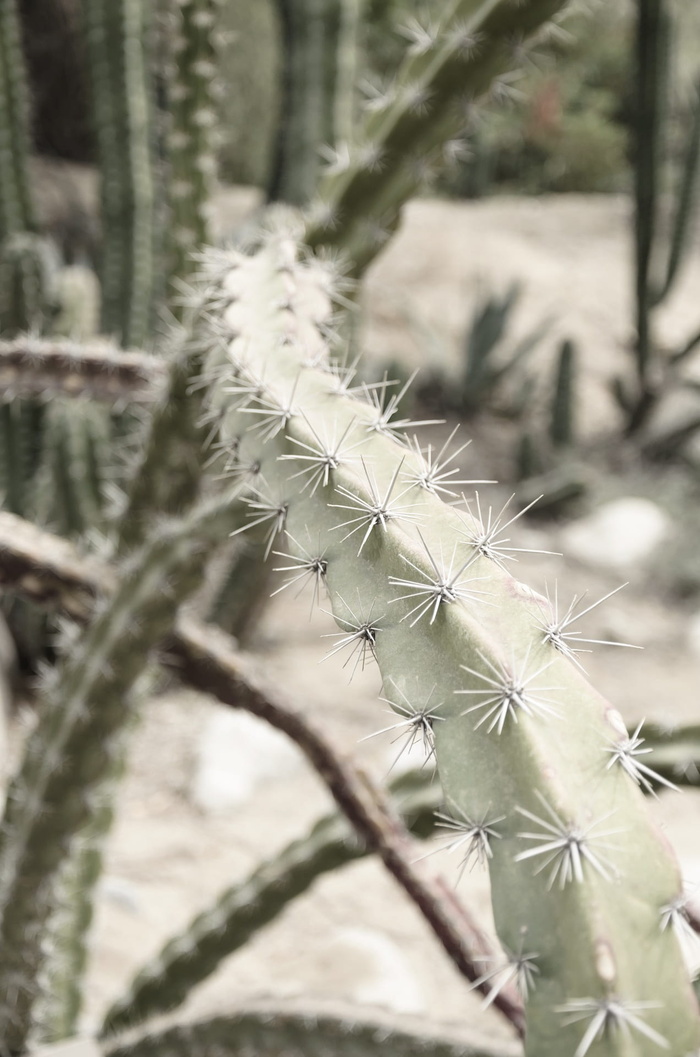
194;235;700;1057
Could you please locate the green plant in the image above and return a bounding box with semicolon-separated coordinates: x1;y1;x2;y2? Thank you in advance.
2;3;700;1057
615;0;700;436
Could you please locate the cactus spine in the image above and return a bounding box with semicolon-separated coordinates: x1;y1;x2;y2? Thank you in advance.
194;235;700;1056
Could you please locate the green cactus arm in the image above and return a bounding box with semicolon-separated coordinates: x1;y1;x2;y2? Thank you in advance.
303;0;570;276
193;236;700;1056
81;0;158;347
166;0;222;297
0;491;245;1051
103;1005;519;1057
37;788;119;1043
0;337;165;403
101;768;441;1036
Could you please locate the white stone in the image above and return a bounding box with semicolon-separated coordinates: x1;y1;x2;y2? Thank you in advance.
191;708;304;812
560;497;671;572
329;927;426;1014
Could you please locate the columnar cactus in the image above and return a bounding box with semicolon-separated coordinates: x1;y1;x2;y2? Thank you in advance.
82;0;158;348
267;0;363;205
194;234;700;1056
165;0;223;297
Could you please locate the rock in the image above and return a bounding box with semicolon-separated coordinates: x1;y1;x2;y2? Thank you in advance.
687;612;700;659
324;927;425;1014
560;497;671;572
191;707;304;813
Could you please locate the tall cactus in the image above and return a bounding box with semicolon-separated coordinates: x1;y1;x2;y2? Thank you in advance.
193;234;700;1056
622;0;700;433
267;0;364;205
82;0;158;348
165;0;223;299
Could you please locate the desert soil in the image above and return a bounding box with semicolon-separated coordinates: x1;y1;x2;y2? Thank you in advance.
28;189;700;1049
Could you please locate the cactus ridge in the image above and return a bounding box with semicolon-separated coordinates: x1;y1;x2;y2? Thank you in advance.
194;235;700;1056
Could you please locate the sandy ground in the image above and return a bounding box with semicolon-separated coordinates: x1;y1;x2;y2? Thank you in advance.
20;186;700;1049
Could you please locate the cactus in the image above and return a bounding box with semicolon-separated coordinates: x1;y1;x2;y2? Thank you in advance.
82;0;158;348
267;0;364;205
1;3;700;1055
185;234;700;1056
548;337;576;449
165;0;223;299
0;490;245;1051
623;0;700;433
304;0;571;275
0;337;165;403
102;1006;518;1057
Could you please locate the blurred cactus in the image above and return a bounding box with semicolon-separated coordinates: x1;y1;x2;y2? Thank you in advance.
267;0;365;205
82;0;158;348
165;0;224;297
620;0;700;433
548;337;576;449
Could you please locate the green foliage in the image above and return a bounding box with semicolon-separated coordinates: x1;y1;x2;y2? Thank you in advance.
444;5;632;196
